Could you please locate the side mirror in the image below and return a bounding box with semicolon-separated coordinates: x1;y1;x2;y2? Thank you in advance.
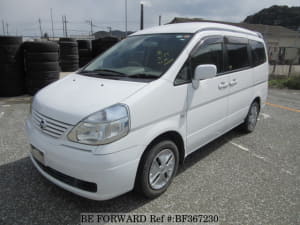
192;64;217;89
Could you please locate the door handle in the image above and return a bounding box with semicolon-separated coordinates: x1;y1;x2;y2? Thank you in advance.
229;79;237;86
218;82;228;89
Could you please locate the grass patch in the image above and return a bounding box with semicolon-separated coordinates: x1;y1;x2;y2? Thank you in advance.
269;76;300;90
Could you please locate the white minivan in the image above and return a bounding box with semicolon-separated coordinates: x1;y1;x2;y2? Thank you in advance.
25;22;268;200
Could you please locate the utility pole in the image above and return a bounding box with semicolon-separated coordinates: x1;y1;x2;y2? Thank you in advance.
50;8;54;38
86;20;94;37
62;16;65;37
64;15;68;37
38;18;43;37
140;3;144;30
107;26;112;36
159;15;161;26
125;0;127;37
2;20;5;35
90;20;93;36
6;23;8;35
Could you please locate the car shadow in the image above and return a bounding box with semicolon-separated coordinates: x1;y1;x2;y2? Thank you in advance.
0;127;247;225
178;127;247;174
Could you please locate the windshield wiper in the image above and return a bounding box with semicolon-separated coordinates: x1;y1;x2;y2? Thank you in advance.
80;69;127;76
79;70;158;80
128;73;158;79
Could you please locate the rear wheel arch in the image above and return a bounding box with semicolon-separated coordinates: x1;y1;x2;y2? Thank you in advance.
241;98;261;133
251;96;261;113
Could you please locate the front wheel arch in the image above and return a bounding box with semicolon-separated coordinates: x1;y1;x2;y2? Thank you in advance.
134;131;184;198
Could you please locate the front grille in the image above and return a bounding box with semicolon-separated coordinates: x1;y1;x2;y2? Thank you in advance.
31;110;71;138
33;156;97;193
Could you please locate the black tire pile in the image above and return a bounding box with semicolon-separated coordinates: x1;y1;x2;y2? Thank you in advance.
92;37;119;57
23;41;60;95
59;38;79;72
0;36;25;97
77;40;92;67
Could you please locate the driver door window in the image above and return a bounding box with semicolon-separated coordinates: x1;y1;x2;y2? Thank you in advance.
175;37;224;85
191;42;224;74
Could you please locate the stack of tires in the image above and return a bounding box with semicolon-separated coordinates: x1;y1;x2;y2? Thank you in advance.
0;36;24;97
77;40;92;67
92;37;119;58
59;38;79;72
23;41;60;95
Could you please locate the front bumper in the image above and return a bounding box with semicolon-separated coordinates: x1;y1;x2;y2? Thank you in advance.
25;118;142;200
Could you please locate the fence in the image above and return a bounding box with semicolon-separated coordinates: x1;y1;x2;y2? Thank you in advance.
269;65;300;77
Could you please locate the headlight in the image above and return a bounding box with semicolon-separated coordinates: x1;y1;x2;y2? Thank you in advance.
68;104;130;145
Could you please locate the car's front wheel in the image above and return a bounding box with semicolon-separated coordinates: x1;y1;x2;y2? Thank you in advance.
136;140;179;198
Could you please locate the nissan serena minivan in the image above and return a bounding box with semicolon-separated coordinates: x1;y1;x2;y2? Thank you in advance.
25;22;268;200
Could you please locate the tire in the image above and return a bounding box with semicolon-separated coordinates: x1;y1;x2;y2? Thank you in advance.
26;77;58;95
92;49;104;57
59;41;78;47
0;54;15;63
102;36;119;42
135;140;179;198
25;52;59;62
0;38;24;96
79;49;92;57
25;71;59;95
59;37;76;42
77;40;91;49
25;62;60;72
0;65;25;97
1;63;23;73
92;42;115;57
92;39;103;56
60;46;78;55
0;46;22;63
92;40;102;47
26;71;59;80
0;45;21;56
102;37;119;48
0;40;23;64
60;60;79;66
79;56;92;61
79;58;92;67
60;55;79;60
241;101;260;133
0;78;25;96
60;64;78;72
22;41;59;52
22;41;60;95
0;36;22;45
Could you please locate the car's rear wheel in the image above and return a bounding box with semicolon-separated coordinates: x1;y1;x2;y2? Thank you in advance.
241;101;260;133
136;140;179;198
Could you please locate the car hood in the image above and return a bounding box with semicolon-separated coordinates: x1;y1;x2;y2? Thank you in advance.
32;74;148;125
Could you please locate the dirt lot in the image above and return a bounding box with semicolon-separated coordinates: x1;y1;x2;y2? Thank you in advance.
0;88;299;225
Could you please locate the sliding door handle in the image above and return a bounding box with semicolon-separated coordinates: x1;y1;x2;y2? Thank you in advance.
229;79;237;86
218;82;228;89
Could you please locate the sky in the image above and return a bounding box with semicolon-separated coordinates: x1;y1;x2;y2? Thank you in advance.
0;0;299;37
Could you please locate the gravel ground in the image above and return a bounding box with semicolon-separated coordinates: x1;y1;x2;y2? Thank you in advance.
0;88;299;225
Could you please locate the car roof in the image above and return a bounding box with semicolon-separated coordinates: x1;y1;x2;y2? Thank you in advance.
132;22;261;38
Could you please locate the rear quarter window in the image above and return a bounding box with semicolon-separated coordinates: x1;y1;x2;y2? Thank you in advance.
250;40;266;66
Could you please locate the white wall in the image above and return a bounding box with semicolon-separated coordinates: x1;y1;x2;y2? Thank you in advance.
269;65;300;77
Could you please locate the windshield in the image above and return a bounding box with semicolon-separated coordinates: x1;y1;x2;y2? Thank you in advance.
80;33;192;80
